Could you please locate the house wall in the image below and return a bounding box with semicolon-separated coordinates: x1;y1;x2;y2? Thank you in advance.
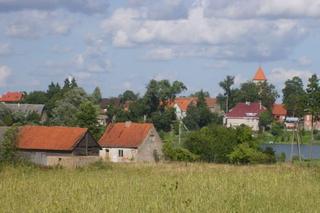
19;151;100;167
304;115;320;131
19;151;72;166
225;117;260;131
174;104;186;120
107;148;138;162
137;128;163;162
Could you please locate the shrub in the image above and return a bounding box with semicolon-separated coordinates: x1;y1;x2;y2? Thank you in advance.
228;143;271;164
0;126;19;164
163;141;199;162
185;125;238;163
277;152;286;162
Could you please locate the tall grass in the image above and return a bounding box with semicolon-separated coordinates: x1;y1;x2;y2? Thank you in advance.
0;162;320;212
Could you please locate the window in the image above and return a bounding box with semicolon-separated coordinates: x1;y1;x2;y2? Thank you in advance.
118;149;123;157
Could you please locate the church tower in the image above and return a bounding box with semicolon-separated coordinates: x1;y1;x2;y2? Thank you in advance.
253;66;267;84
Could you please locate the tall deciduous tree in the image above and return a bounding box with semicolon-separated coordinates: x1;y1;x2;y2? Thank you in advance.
282;77;306;117
219;76;235;112
76;101;101;139
144;79;187;115
306;74;320;143
119;90;138;103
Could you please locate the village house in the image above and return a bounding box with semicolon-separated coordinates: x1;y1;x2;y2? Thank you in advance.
224;102;266;131
170;97;221;120
0;91;24;103
17;126;101;167
99;122;163;163
3;103;48;122
272;104;287;122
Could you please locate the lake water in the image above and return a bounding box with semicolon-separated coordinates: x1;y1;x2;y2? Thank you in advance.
261;143;320;161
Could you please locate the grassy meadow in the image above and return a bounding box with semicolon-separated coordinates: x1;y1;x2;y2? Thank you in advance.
1;162;320;212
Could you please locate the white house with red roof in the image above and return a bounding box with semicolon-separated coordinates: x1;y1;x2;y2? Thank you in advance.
98;122;163;163
224;102;266;131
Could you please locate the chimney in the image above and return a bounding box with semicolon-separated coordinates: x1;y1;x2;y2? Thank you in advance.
125;121;132;127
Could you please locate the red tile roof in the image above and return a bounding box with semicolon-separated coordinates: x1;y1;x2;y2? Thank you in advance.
171;98;197;112
253;67;267;81
99;122;153;148
205;98;218;108
226;102;266;118
272;104;287;116
0;92;24;102
18;126;88;151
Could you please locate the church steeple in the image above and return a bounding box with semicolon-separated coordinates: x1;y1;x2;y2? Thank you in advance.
253;66;267;83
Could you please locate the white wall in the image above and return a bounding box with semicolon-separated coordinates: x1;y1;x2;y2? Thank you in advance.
104;148;138;163
226;117;260;131
174;104;186;120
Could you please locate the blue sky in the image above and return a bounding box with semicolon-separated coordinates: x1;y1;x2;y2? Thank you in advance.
0;0;319;98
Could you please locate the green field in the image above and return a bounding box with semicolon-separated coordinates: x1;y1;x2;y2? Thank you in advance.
1;162;320;212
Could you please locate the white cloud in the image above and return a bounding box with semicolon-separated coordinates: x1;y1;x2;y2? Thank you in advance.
3;10;75;38
0;65;11;87
145;47;175;60
296;56;312;66
101;5;308;61
204;0;320;19
0;0;109;14
269;67;313;85
0;43;12;56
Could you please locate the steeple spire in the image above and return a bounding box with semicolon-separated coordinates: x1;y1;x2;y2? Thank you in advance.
253;66;267;83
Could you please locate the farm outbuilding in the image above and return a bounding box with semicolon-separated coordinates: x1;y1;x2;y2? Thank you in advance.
17;126;101;167
99;122;163;163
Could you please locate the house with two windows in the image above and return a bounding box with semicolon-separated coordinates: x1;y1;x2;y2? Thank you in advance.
99;122;163;163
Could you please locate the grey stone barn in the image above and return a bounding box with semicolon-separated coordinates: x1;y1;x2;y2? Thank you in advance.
17;126;101;167
99;122;163;163
3;103;48;122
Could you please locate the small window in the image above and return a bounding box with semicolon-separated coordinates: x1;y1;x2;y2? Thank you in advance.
118;149;123;157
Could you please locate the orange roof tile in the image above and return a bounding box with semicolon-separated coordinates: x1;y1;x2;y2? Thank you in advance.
205;98;218;108
253;67;267;81
272;104;287;116
99;122;153;148
173;98;196;112
18;126;88;151
0;92;24;102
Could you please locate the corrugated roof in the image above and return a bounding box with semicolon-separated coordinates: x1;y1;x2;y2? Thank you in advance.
4;103;45;115
226;102;266;118
253;67;267;81
99;122;153;148
18;126;88;151
272;104;287;116
0;92;24;102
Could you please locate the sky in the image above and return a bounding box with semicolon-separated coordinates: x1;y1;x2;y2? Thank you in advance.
0;0;320;98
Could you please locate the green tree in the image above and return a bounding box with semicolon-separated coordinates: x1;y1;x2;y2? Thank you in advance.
76;101;101;139
306;74;320;144
0;126;18;163
183;91;220;130
23;91;48;104
92;87;102;104
283;76;306;117
185;125;238;162
119;90;138;103
51;87;89;126
144;79;187;115
219;76;235;112
259;111;273;131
